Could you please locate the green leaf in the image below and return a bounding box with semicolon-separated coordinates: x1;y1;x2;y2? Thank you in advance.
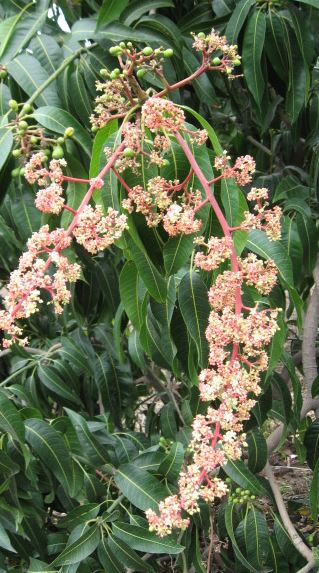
58;504;101;531
51;526;100;566
0;128;13;171
29;34;63;74
310;456;319;520
89;120;119;204
243;506;270;568
38;364;83;407
296;213;318;275
0;522;16;553
285;37;307;123
182;48;215;104
225;503;260;573
242;10;266;108
158;442;184;481
223;460;267;495
246;229;294;286
225;0;255;43
163;234;194;276
112;522;184;554
0;451;20;477
0;0;50;64
178;271;210;368
64;408;111;466
221;178;248;228
122;0;174;26
108;534;155;572
97;0;129;28
7;55;60;106
304;418;319;470
126;237;167;303
180;106;222;154
32;107;92;157
114;463;169;511
247;429;268;473
97;537;125;573
25;419;82;497
119;261;147;330
0;390;25;442
267;535;290;573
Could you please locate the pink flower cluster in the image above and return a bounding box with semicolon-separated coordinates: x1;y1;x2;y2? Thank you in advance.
192;29;239;66
0;226;80;347
142;98;185;133
25;152;66;214
91;79;129;129
214;152;256;186
146;184;281;537
73;205;128;254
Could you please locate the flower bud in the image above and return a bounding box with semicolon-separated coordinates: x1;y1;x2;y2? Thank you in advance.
19;167;25;176
52;145;64;159
11;167;20;177
142;46;153;56
64;127;74;138
30;135;39;144
163;49;174;58
12;149;21;158
57;136;65;144
212;57;221;66
9;99;18;111
119;42;126;48
197;32;206;39
91;125;98;133
100;68;109;78
233;58;241;67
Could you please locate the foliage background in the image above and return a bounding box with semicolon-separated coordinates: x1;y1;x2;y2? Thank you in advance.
0;0;319;571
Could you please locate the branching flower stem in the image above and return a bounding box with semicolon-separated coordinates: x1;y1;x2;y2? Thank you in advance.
174;132;242;318
10;142;125;320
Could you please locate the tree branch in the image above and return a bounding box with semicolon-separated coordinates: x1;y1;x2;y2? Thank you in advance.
302;255;319;401
264;462;315;568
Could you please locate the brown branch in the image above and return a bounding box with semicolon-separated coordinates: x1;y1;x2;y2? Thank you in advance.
302;254;319;401
264;462;315;568
267;398;319;454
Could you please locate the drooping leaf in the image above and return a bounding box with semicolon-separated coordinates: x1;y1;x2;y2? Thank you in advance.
112;522;184;554
114;463;169;511
178;271;210;368
242;10;266;107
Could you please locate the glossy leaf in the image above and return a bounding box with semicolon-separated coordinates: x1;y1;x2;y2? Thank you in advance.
112;522;184;554
178;271;210;368
114;463;169;511
242;10;266;107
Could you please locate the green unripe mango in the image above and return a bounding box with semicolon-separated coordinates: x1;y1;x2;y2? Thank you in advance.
12;149;21;158
64;127;74;138
123;147;135;158
18;120;28;130
163;49;174;58
142;46;153;56
21;103;32;114
52;145;64;159
212;57;221;66
136;68;146;78
9;99;18;111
